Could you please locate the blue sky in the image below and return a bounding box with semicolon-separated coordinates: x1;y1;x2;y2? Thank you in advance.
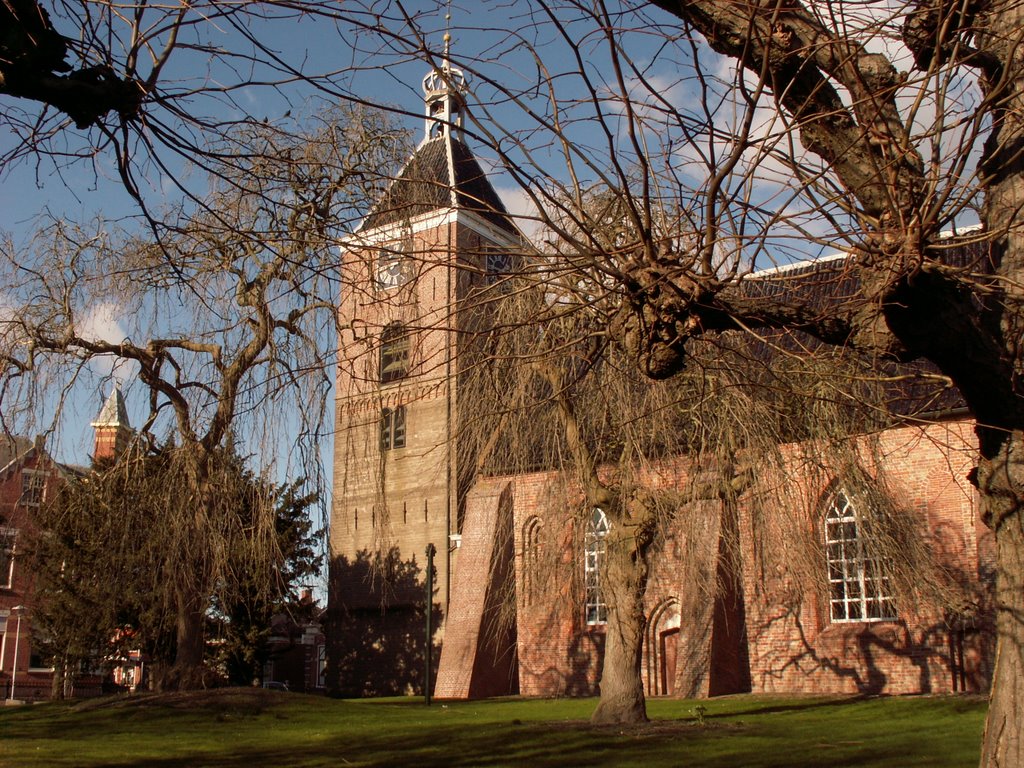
0;0;986;488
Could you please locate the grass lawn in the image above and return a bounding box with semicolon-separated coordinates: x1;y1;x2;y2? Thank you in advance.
0;689;986;767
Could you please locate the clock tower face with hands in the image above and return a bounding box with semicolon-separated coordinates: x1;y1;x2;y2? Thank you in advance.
327;58;523;696
374;240;413;290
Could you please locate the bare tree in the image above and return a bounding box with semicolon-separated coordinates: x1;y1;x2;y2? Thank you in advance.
0;1;427;227
0;107;403;688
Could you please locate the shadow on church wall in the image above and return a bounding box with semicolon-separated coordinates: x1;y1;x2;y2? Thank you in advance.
747;555;994;696
326;548;442;697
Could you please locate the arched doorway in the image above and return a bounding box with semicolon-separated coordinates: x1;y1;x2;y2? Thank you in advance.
645;599;681;696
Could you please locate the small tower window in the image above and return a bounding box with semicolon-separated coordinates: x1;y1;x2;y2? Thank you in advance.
379;325;410;384
380;406;407;451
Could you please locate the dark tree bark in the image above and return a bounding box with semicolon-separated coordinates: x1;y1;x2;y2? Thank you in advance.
590;497;656;725
0;0;142;128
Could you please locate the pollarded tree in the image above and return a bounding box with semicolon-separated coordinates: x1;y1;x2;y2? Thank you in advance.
0;106;405;689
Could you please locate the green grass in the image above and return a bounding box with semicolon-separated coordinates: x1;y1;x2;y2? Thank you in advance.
0;689;987;767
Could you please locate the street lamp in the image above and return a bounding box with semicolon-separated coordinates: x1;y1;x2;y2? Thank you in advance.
7;605;25;703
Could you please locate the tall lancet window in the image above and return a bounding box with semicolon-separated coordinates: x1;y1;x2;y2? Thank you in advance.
824;489;897;623
584;507;610;625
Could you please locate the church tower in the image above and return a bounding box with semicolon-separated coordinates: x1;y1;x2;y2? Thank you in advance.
328;58;521;696
91;386;131;464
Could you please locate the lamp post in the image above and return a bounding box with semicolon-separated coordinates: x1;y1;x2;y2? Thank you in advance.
7;605;25;703
424;543;435;706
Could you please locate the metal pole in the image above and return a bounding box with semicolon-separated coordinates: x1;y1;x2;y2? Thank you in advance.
8;606;25;703
425;543;436;706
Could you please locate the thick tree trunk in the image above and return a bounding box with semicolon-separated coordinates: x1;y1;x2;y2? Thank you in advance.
592;526;649;725
975;0;1024;755
157;596;208;691
977;431;1024;767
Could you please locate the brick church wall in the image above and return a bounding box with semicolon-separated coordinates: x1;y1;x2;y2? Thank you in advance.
451;416;993;699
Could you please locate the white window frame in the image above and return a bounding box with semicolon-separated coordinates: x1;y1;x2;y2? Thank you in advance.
0;527;16;589
20;469;45;506
824;490;897;623
584;508;609;625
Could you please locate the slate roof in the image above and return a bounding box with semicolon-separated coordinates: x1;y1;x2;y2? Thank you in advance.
361;136;516;235
738;238;994;418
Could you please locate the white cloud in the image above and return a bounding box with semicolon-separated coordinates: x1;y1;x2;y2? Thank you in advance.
77;301;136;383
494;183;547;245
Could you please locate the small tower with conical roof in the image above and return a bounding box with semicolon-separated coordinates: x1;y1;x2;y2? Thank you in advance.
91;386;131;464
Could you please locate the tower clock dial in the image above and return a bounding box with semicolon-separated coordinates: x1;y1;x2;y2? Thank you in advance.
376;249;411;290
485;252;512;282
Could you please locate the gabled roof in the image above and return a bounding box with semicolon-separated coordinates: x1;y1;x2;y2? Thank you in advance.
737;238;993;418
0;435;35;474
360;136;516;236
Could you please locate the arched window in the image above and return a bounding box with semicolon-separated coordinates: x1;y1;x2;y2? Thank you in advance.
584;507;610;625
522;517;542;605
824;489;896;622
379;324;409;383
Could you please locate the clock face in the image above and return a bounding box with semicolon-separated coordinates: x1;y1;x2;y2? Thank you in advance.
486;253;512;281
376;251;410;290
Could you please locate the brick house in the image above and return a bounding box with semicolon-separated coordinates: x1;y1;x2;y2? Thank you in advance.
0;435;74;701
328;63;994;700
0;387;131;702
261;591;327;694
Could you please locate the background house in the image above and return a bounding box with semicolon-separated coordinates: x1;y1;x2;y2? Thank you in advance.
1;388;131;702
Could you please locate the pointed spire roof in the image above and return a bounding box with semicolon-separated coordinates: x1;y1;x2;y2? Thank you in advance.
358;48;517;238
361;136;516;236
91;385;130;428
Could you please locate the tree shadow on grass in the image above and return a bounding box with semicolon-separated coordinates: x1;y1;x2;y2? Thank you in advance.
1;693;985;768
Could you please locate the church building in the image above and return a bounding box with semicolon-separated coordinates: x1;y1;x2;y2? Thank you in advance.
326;63;994;700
